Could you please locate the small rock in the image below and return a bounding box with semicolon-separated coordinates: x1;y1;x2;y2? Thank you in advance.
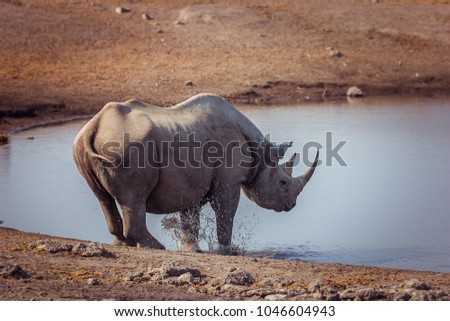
0;263;30;279
225;267;237;273
323;286;339;295
265;294;287;301
87;278;100;286
410;291;436;301
71;242;87;254
346;86;364;97
115;7;131;14
280;279;294;287
223;268;255;286
29;240;73;253
241;289;277;298
372;0;379;3
308;279;324;293
355;288;382;301
26;136;34;140
328;49;343;58
123;271;144;282
339;289;356;301
156;29;164;34
149;261;201;279
176;272;194;285
262;278;277;287
72;242;113;257
174;20;184;25
142;13;152;20
326;293;340;301
402;279;431;291
394;292;412;301
185;80;194;86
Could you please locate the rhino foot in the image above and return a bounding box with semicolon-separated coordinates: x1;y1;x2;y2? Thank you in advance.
211;244;233;256
138;238;166;250
112;237;137;247
181;243;203;253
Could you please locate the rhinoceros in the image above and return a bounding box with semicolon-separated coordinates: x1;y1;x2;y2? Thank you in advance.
72;93;318;253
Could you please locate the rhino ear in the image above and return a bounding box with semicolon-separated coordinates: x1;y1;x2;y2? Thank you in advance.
270;141;293;161
282;153;297;177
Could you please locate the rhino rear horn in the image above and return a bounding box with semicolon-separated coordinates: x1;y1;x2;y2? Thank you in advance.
297;149;319;188
270;141;293;160
282;153;297;177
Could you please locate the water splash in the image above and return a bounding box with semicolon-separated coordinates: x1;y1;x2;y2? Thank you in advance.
161;200;260;253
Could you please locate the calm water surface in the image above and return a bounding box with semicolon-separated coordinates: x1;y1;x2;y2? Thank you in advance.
0;96;449;272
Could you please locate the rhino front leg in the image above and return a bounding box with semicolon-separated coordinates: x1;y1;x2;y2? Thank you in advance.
180;205;201;252
120;202;165;249
210;186;240;255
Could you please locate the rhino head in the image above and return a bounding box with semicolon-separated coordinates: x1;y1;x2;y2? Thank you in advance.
241;144;319;213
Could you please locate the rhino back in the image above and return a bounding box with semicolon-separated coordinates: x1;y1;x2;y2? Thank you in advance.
81;94;261;213
92;93;265;154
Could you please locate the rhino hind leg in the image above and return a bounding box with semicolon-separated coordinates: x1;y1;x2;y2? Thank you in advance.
179;205;201;253
120;201;165;250
92;184;137;247
112;236;137;247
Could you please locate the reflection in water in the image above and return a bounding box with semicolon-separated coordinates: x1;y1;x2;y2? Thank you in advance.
0;95;449;272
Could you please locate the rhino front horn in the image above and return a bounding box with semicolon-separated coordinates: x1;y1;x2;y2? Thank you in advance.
297;149;319;188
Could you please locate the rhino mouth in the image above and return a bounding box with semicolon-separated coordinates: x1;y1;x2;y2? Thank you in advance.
283;203;296;212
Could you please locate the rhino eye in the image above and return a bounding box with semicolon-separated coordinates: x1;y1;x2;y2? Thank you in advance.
280;180;287;185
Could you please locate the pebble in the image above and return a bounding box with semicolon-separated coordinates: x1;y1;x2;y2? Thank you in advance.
185;80;194;86
87;278;100;286
265;293;287;301
0;263;30;279
142;13;152;20
72;242;114;257
307;279;324;293
329;49;343;58
176;272;194;285
402;279;431;291
223;268;255;286
149;261;201;279
346;86;364;97
115;7;131;14
327;47;343;58
123;271;144;282
355;288;384;301
29;240;73;253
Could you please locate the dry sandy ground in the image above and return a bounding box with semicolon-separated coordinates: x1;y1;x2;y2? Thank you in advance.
0;0;449;300
1;0;449;133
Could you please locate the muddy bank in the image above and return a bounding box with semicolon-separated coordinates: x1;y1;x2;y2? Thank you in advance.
1;228;449;301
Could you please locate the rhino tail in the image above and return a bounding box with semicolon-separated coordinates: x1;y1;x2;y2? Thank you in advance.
73;129;111;194
83;129;114;164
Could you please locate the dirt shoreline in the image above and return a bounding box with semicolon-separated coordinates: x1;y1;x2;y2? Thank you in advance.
1;227;449;301
1;0;449;300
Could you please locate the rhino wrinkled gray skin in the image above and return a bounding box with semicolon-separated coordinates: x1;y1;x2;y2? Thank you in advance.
73;94;318;254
